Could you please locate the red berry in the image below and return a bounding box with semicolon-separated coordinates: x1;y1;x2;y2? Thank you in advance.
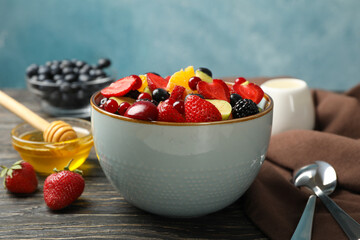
137;92;152;100
235;77;246;85
188;76;202;90
233;81;264;104
118;102;131;115
196;79;230;102
43;160;85;210
184;95;222;122
104;99;119;113
1;160;38;194
130;75;142;90
101;75;141;98
124;101;158;121
173;100;185;114
157;100;185;122
146;73;168;92
169;85;186;102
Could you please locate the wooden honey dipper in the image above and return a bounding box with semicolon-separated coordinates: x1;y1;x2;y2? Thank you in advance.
0;90;77;142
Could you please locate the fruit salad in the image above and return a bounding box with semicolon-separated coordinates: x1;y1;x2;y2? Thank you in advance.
97;66;265;123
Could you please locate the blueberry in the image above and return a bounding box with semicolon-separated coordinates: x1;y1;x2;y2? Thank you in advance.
38;66;51;76
38;74;47;81
97;58;111;69
62;67;73;75
50;65;61;75
70;82;81;92
64;73;77;82
55;79;64;85
79;74;91;82
53;74;63;81
125;90;140;99
48;91;61;105
26;64;38;78
79;65;91;74
60;60;72;68
77;90;86;100
197;67;212;77
152;88;170;102
75;60;85;68
230;93;243;107
59;82;71;92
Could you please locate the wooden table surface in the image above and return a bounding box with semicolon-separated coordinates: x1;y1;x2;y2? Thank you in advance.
0;89;268;240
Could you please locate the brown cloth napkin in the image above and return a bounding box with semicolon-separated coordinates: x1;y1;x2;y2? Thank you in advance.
242;78;360;240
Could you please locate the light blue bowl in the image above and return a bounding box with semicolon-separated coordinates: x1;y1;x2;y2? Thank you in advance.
90;92;273;217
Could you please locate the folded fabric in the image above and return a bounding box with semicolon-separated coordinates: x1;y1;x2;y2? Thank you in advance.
243;79;360;240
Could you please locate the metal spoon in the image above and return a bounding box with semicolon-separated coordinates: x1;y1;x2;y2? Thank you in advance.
291;161;336;240
293;160;360;240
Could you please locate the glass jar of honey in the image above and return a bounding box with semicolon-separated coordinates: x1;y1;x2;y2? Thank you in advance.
11;118;93;175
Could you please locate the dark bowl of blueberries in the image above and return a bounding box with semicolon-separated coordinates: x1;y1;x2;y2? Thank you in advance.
26;58;114;118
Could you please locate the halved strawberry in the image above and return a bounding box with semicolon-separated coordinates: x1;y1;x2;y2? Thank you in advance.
164;75;171;82
185;95;222;122
146;73;168;92
233;81;264;104
157;100;185;122
101;75;141;98
169;85;186;102
196;79;230;102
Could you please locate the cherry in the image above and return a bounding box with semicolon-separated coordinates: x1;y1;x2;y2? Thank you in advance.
130;75;142;90
173;100;185;114
188;76;202;90
137;92;152;100
118;102;131;116
124;101;158;121
235;77;246;85
104;99;119;113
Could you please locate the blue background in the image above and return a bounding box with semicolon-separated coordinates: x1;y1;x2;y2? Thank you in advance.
1;0;359;91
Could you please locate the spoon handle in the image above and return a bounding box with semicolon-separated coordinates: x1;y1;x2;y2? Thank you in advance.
291;195;316;240
318;193;360;240
0;90;49;131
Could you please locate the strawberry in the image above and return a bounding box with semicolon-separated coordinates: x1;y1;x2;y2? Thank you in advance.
101;75;142;98
164;75;171;82
157;99;185;122
184;95;222;122
169;85;186;102
196;79;230;102
1;160;38;194
146;73;168;92
233;80;264;104
43;159;85;210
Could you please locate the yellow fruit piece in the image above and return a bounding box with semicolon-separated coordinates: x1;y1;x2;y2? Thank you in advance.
109;97;136;105
166;69;190;92
196;69;213;83
184;66;195;80
206;99;232;120
138;74;148;92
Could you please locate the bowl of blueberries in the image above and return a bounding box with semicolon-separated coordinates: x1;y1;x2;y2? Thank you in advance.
26;58;114;118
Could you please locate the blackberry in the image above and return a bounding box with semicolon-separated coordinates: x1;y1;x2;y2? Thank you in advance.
232;99;259;119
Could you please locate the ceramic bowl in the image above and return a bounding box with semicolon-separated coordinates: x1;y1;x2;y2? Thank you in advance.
11;117;93;175
90;92;273;217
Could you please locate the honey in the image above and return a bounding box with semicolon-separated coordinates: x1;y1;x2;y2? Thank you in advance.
12;125;93;175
